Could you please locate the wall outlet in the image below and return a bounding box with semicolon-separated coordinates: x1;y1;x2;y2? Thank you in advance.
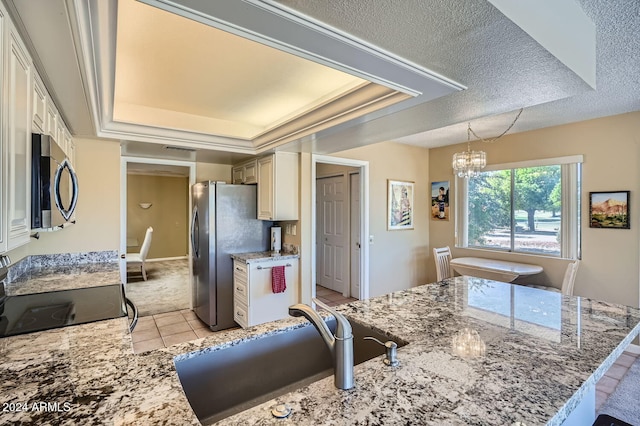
285;224;291;235
291;225;297;236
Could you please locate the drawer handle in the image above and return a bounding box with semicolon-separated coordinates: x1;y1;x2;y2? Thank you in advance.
236;311;245;318
235;267;243;271
236;286;243;291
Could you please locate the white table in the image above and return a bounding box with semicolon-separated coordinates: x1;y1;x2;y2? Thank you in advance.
450;257;543;282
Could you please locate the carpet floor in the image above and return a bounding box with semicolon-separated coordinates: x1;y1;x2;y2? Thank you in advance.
597;355;640;425
125;259;190;317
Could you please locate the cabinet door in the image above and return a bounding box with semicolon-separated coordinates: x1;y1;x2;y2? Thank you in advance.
257;156;274;220
45;98;57;137
6;27;32;249
32;72;46;132
243;160;257;184
0;6;6;253
232;165;244;184
248;259;299;326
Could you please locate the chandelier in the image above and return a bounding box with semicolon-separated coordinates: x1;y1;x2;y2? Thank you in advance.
452;108;523;178
452;124;486;178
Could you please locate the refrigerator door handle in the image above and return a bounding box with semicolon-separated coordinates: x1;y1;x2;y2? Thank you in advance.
191;206;200;258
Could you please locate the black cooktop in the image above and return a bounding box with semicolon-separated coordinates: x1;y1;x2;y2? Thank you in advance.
0;284;127;337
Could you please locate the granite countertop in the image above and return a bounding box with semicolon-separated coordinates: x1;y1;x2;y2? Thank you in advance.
1;277;639;425
231;251;300;263
4;262;121;296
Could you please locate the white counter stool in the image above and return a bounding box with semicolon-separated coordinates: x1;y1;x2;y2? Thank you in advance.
433;246;453;281
524;260;580;296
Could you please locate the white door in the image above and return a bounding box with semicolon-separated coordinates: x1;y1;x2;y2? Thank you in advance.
316;176;348;293
349;173;360;299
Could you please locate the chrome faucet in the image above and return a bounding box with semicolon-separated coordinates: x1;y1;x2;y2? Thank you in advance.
288;298;354;390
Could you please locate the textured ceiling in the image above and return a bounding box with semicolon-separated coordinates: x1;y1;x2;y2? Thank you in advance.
6;0;640;159
275;0;639;149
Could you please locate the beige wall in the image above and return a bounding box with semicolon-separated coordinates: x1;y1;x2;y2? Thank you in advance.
6;137;121;263
127;174;189;259
311;142;430;298
429;111;640;307
196;162;232;183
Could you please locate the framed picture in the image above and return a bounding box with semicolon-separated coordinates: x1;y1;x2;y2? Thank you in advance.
388;180;414;230
431;181;450;221
589;191;630;229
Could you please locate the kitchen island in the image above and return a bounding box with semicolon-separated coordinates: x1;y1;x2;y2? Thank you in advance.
1;277;639;425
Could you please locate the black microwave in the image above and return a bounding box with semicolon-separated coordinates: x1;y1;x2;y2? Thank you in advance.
31;133;79;229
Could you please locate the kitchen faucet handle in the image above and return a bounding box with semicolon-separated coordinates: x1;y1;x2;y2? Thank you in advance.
364;336;400;367
312;298;352;339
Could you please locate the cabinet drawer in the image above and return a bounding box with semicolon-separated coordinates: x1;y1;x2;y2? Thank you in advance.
234;301;249;328
233;261;247;275
234;278;248;305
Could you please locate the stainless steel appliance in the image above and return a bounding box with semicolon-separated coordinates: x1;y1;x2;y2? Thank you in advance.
31;133;79;229
191;182;271;331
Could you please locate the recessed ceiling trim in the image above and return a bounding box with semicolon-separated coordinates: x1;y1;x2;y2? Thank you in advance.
254;83;411;151
72;0;463;154
138;0;465;97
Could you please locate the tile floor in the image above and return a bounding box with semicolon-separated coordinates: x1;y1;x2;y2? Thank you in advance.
315;285;358;307
595;344;640;411
131;309;225;353
131;291;638;416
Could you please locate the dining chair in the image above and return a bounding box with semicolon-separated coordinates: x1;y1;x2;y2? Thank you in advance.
560;259;580;296
523;260;580;296
433;246;453;281
127;226;153;281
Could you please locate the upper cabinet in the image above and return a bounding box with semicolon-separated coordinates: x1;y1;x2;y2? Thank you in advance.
0;5;6;254
257;152;298;221
31;72;46;133
4;19;33;250
232;158;257;184
0;4;74;253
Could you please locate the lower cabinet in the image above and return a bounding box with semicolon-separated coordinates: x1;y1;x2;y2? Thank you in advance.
233;258;299;328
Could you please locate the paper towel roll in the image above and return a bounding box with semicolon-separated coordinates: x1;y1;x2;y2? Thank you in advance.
271;226;282;254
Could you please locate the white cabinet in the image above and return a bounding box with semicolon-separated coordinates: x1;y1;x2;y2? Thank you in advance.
4;22;33;250
0;4;6;253
231;158;257;184
45;97;57;137
64;128;75;166
257;152;298;221
32;71;46;133
233;258;299;328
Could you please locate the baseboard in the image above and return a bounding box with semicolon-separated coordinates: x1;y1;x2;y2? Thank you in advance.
146;256;188;262
626;343;640;355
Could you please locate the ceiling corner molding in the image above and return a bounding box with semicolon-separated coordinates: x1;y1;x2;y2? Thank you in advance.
253;82;411;151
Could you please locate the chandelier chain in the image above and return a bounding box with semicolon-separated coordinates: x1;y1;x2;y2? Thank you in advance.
467;108;523;143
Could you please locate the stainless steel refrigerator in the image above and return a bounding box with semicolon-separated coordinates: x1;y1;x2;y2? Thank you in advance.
191;182;272;331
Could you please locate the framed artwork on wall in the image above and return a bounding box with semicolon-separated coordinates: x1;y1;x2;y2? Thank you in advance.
431;181;450;221
388;180;414;230
589;191;630;229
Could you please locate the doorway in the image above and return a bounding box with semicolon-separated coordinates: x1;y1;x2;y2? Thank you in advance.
311;155;369;304
120;157;196;316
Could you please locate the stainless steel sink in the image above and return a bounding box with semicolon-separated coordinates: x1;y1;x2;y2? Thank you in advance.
174;318;406;424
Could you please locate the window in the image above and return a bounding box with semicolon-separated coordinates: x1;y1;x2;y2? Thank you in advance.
456;156;582;259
